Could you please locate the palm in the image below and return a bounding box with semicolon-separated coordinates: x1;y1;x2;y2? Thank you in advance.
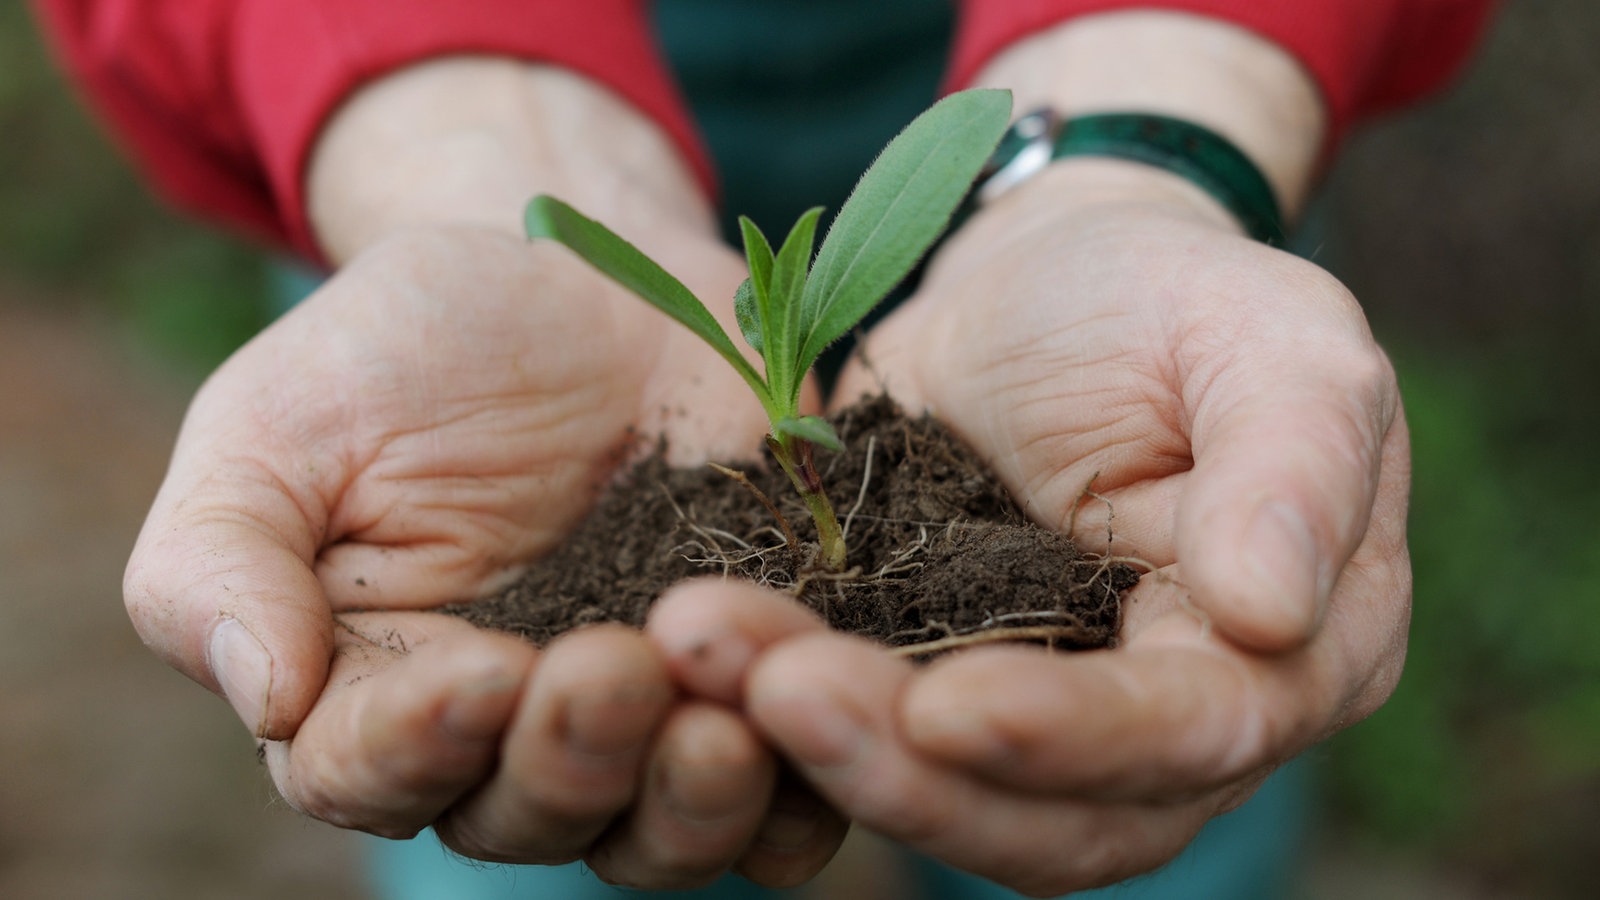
838;202;1406;639
217;227;767;612
840;226;1188;558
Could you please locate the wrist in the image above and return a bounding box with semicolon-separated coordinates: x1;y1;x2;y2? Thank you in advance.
965;155;1246;246
969;10;1324;219
306;58;715;266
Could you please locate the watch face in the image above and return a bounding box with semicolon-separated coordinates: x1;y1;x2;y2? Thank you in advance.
976;108;1060;205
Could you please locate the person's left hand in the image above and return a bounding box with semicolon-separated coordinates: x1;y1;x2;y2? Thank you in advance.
647;161;1412;895
125;224;845;889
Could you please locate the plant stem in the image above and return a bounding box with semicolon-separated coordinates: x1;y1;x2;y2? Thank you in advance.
767;436;847;571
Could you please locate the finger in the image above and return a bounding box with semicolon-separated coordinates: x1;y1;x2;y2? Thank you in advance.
317;537;539;610
1179;338;1400;650
898;605;1332;798
263;613;533;836
734;777;852;889
436;624;674;864
645;581;851;887
646;577;828;706
746;632;1210;895
1034;474;1185;562
828;299;929;416
584;702;776;889
125;461;336;740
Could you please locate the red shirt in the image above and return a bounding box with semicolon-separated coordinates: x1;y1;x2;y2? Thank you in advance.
32;0;1497;259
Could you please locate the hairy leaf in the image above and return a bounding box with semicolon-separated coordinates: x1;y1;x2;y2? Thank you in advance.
734;278;763;353
738;216;775;296
525;194;768;399
766;207;824;406
737;217;776;373
774;415;843;452
795;89;1011;385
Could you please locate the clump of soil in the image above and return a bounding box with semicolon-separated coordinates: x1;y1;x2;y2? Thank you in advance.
447;395;1138;654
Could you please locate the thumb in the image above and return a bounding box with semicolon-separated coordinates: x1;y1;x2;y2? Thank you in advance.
1177;350;1400;651
125;460;336;740
827;298;935;415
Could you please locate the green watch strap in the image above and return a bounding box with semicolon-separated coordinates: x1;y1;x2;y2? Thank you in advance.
963;110;1287;246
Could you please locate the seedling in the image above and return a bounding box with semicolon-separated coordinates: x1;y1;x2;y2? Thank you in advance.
525;89;1012;570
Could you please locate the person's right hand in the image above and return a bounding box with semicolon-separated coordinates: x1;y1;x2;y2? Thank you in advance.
122;222;845;888
646;157;1410;894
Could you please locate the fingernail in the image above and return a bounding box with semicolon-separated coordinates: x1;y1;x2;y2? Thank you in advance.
655;757;742;825
209;617;272;737
1241;501;1322;630
441;669;522;742
663;626;755;705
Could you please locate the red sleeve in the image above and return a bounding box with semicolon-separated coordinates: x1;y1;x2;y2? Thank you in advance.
950;0;1501;148
30;0;713;260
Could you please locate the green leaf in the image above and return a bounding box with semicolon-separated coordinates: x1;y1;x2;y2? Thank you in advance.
525;194;768;400
738;216;775;297
766;207;823;406
795;89;1012;384
774;415;843;452
733;278;763;353
737;217;778;379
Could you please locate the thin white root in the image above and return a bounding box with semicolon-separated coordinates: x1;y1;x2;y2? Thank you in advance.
842;435;877;541
888;624;1100;657
707;462;797;549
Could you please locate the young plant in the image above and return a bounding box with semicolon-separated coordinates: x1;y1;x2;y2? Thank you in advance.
524;88;1012;570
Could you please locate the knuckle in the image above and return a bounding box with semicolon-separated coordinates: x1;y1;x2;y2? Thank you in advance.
434;789;615;866
1339;345;1400;430
433;824;501;862
274;746;424;839
275;770;355;831
120;555;174;647
433;816;576;866
1342;608;1411;725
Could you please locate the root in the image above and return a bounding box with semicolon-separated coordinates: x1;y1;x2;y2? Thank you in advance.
869;530;928;579
788;563;865;597
830;512;989;533
1065;469;1115;548
888;624;1103;657
1096;553;1162;574
707;462;797;550
662;481;785;580
982;609;1089;629
841;434;877;541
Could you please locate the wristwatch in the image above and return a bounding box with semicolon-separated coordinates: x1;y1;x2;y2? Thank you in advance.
963;108;1287;246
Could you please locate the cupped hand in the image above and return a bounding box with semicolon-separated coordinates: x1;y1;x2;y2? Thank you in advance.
650;161;1411;894
123;223;842;887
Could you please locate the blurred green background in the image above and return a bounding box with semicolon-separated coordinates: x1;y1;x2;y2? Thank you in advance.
1314;3;1600;894
1;2;1597;898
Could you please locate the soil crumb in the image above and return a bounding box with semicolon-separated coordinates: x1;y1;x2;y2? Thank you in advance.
446;395;1137;651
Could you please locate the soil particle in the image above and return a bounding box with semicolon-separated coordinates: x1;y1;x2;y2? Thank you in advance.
447;395;1137;652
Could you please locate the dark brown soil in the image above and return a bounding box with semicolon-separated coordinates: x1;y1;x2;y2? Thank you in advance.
448;395;1137;654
